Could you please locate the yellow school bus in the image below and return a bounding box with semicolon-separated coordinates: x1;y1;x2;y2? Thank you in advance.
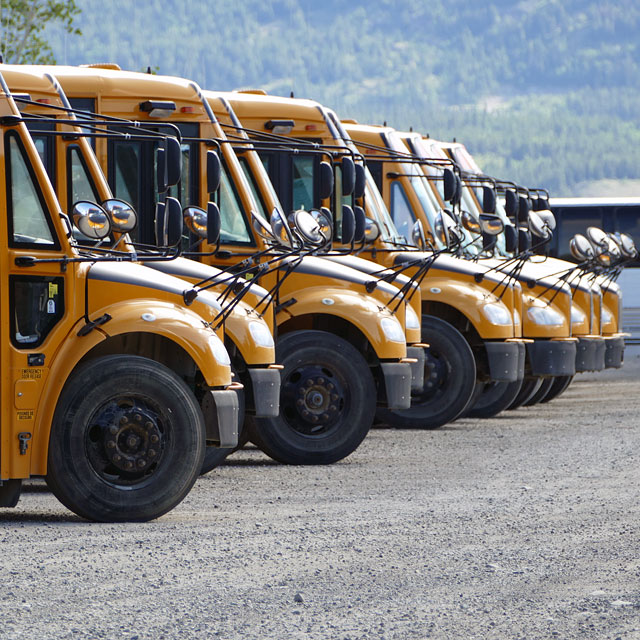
434;137;618;397
51;64;414;465
0;69;238;521
4;64;281;474
213;90;538;422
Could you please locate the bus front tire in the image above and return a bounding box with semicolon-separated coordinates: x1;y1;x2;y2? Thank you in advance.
46;355;205;522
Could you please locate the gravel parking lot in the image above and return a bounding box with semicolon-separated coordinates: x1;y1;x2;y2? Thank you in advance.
1;355;639;640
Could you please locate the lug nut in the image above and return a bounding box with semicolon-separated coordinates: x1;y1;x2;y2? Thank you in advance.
106;440;116;449
113;454;121;462
297;399;304;406
137;459;146;468
119;416;128;425
125;461;133;470
305;379;314;387
327;383;334;390
150;435;159;444
145;421;153;429
317;377;324;384
109;425;118;435
148;449;156;457
330;405;336;411
302;410;310;417
331;394;338;401
135;414;142;422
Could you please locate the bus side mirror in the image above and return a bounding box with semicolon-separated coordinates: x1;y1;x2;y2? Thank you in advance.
156;197;183;246
365;218;380;242
207;202;221;244
341;204;355;244
443;168;456;202
157;136;182;192
412;219;427;250
353;205;366;243
341;156;356;196
518;195;531;225
480;213;504;236
453;175;462;206
504;224;518;252
504;189;518;218
207;151;221;194
71;201;112;239
318;161;334;200
354;163;366;199
570;233;594;261
482;186;496;214
518;227;531;252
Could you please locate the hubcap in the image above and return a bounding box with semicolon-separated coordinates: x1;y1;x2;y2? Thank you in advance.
281;364;347;436
86;399;165;485
413;348;449;403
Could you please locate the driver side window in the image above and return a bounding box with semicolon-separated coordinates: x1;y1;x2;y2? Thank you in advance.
6;133;56;247
390;182;414;242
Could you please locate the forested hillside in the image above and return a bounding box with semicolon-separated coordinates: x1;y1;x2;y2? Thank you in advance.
43;0;640;195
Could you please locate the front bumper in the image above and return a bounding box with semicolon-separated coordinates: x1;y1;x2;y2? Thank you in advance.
379;362;412;410
484;341;525;382
575;336;606;372
604;335;625;369
527;340;577;377
247;367;281;417
201;388;241;448
406;345;426;391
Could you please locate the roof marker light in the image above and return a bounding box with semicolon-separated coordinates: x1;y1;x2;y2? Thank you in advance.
139;100;176;118
264;119;294;134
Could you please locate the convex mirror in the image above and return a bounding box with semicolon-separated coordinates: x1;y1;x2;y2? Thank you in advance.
72;201;111;239
101;199;137;233
570;234;594;261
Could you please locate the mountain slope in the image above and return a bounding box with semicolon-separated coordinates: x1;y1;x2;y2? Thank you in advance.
43;0;640;195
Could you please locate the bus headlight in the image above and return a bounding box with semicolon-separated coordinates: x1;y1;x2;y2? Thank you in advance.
249;320;275;349
405;304;421;331
381;316;406;343
571;303;587;327
209;334;231;366
601;306;613;326
527;305;564;327
483;303;512;326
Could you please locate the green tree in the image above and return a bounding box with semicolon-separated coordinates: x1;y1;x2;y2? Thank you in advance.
0;0;81;64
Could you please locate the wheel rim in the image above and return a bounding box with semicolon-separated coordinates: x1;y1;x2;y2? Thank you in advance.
411;347;450;405
85;396;167;487
280;364;348;436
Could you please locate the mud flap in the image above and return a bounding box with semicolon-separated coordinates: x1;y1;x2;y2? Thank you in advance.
484;341;522;382
201;389;240;448
247;368;281;417
576;337;605;372
406;346;426;392
527;340;577;376
604;336;625;369
380;362;412;410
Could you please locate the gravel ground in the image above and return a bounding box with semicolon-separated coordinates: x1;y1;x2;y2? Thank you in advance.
1;359;639;640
